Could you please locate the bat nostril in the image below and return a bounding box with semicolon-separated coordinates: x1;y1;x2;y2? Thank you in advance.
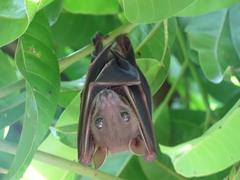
99;90;114;100
107;92;113;99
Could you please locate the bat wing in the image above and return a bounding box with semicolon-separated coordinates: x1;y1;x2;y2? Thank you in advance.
115;35;157;159
78;42;112;164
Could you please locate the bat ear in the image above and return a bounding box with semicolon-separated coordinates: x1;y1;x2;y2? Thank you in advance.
115;35;136;65
93;146;107;169
91;32;104;62
129;136;145;156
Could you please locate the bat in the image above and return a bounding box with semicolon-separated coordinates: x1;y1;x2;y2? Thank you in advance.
77;33;157;168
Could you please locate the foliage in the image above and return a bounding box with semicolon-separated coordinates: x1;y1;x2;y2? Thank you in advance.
1;0;240;179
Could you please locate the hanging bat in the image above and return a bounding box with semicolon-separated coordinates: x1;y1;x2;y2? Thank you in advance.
77;33;157;168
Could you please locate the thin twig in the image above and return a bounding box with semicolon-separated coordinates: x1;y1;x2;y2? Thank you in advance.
176;23;214;130
59;23;137;72
0;140;122;180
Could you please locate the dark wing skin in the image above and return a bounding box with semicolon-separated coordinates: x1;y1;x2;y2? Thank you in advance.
78;34;157;164
78;34;111;164
114;35;157;159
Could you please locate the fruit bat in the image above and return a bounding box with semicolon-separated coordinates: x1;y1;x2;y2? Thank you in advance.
78;33;157;168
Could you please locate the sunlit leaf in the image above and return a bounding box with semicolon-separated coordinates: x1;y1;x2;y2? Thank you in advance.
161;99;240;177
185;9;240;83
178;0;240;16
5;13;60;179
137;58;169;95
63;0;119;15
0;0;53;47
122;0;194;23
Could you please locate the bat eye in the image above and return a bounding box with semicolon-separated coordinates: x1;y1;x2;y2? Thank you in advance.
120;111;130;122
95;117;104;129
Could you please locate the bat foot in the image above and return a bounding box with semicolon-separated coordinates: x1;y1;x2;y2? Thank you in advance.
80;157;91;165
144;151;156;161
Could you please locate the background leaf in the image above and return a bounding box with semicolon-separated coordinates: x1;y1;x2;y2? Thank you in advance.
178;0;240;16
161;99;240;177
0;0;53;47
184;9;240;83
122;0;194;23
63;0;119;15
5;13;60;179
138;58;169;95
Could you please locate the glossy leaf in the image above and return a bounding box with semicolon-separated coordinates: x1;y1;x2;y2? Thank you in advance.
122;0;194;23
0;51;24;130
24;134;76;179
161;99;240;177
0;0;53;47
119;156;148;180
44;0;64;26
0;93;25;129
57;93;80;127
63;0;119;15
229;4;240;59
51;13;120;50
178;0;240;16
137;58;169;95
185;9;240;83
130;20;176;59
138;158;185;180
170;109;205;145
5;14;60;179
51;124;77;148
0;51;17;86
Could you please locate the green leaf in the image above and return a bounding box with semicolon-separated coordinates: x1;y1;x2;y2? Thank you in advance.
185;9;240;83
0;93;25;129
24;134;76;179
229;4;240;59
161;99;240;177
44;0;64;26
153;105;171;145
170;109;205;145
119;157;148;180
57;93;80;127
137;58;169;95
50;124;77;148
138;158;185;180
122;0;194;23
0;0;53;47
178;0;240;16
63;0;119;15
130;19;176;60
53;93;80;147
51;13;120;50
5;14;60;179
0;51;24;129
0;51;17;86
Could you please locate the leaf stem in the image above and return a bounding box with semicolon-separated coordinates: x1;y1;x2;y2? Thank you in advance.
162;61;188;108
0;79;25;98
0;140;121;180
59;23;137;72
160;19;169;63
135;22;162;53
176;23;213;130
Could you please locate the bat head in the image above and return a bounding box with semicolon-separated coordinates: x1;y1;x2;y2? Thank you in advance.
90;89;149;168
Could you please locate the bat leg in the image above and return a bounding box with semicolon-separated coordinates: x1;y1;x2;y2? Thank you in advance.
115;35;136;65
93;146;107;169
91;32;104;62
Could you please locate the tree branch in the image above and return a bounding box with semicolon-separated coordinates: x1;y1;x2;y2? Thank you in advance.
0;140;122;180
